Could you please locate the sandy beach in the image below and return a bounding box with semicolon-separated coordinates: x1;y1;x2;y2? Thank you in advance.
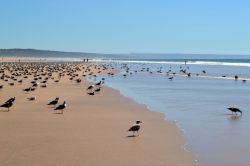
0;61;196;166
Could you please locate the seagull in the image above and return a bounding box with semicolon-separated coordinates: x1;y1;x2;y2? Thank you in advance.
95;81;102;86
0;97;16;111
228;107;242;115
87;85;95;90
94;87;101;92
4;97;16;104
87;92;95;95
32;82;39;87
168;76;174;80
27;96;36;101
23;87;32;92
47;97;59;106
54;101;66;114
127;121;142;136
76;79;81;83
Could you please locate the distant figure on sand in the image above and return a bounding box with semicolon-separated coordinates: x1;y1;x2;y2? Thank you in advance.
127;121;142;136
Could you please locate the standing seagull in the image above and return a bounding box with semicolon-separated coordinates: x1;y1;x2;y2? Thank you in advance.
47;97;59;106
87;92;95;95
95;81;102;86
127;121;142;136
0;97;16;111
228;107;242;115
27;96;36;101
54;101;66;114
4;97;16;104
87;85;95;90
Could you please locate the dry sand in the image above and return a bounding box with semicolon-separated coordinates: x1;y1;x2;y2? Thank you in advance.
0;61;197;166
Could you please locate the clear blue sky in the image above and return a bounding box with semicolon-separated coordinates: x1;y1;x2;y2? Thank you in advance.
0;0;250;54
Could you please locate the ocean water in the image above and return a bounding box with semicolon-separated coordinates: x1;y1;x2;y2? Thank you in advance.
90;59;250;166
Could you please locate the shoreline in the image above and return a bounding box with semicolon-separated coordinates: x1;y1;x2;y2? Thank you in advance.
0;60;197;166
110;85;199;163
103;85;199;166
100;79;198;154
98;78;202;165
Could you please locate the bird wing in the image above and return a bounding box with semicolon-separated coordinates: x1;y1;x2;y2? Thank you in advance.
54;104;65;110
0;102;12;107
128;124;140;131
48;100;56;105
228;107;240;112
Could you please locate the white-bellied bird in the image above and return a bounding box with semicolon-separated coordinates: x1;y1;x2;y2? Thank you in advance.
128;121;142;136
54;101;66;114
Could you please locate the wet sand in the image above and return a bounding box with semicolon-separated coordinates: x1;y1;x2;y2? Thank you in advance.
0;61;196;166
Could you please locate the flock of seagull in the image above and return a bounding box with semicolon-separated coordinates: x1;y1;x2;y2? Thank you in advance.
0;61;142;136
1;61;246;137
118;63;245;116
0;62;111;113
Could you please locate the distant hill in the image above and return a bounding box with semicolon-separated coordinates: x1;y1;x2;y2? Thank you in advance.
0;49;124;59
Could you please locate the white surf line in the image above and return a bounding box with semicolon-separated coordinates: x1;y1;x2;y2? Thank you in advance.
191;74;250;81
92;59;250;68
134;71;250;81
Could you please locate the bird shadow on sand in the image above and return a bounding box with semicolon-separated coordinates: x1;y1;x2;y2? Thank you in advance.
52;112;63;115
0;109;9;112
48;106;56;108
126;135;139;138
